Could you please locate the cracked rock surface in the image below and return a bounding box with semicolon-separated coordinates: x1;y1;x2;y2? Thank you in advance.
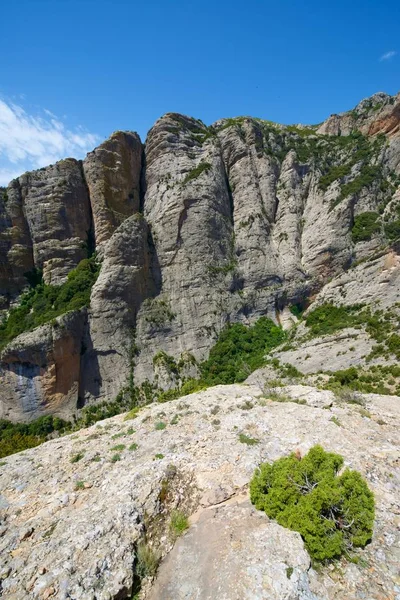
0;383;399;599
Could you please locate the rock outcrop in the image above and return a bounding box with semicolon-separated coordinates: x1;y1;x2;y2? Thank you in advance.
0;383;398;599
83;131;142;254
318;91;400;138
81;214;157;404
0;310;87;422
149;502;319;600
1;92;400;420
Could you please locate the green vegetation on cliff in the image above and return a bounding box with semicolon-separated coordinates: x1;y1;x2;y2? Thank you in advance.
305;304;364;337
157;317;286;401
0;315;286;457
200;317;285;384
0;256;99;350
305;302;400;359
250;445;375;561
0;416;69;459
181;161;212;185
352;212;380;243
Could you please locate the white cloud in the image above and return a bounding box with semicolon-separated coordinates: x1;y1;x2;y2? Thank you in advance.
0;99;100;186
380;50;397;61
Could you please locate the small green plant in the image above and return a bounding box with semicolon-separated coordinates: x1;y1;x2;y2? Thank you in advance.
169;510;189;538
110;444;125;451
43;521;58;539
75;480;85;490
239;400;254;410
135;542;161;579
155;422;167;431
129;443;138;451
239;433;259;446
124;407;141;420
181;161;212;185
359;408;371;419
154;453;164;460
250;445;375;561
286;566;294;579
111;453;121;462
265;389;292;403
70;452;85;463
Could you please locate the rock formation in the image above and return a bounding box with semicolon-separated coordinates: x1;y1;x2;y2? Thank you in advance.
0;383;398;598
1;92;400;421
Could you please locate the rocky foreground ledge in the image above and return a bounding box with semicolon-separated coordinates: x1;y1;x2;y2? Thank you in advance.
0;383;399;600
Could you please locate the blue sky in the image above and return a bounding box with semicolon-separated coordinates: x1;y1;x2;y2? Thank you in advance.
0;0;399;184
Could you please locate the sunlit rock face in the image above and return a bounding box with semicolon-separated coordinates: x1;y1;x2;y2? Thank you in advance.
1;92;400;420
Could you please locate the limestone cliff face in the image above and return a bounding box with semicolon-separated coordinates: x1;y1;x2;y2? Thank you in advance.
15;160;91;286
0;158;91;313
83;131;142;254
0;182;34;310
80;214;156;403
1;92;400;421
0;310;86;421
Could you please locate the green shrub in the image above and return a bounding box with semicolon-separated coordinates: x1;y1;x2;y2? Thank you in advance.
181;162;212;185
250;445;374;561
201;317;285;385
124;407;141;421
157;378;208;403
144;298;176;327
0;414;71;459
305;304;363;337
384;219;400;241
320;164;352;191
352;212;380;243
338;165;381;202
289;304;304;318
153;351;180;374
386;333;400;358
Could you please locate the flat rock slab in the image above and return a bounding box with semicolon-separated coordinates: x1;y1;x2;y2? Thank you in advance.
149;500;319;600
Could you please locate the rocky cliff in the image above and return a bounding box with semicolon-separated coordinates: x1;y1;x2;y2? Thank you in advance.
1;92;400;422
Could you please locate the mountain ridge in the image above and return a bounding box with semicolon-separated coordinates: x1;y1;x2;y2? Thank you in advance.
1;91;400;424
